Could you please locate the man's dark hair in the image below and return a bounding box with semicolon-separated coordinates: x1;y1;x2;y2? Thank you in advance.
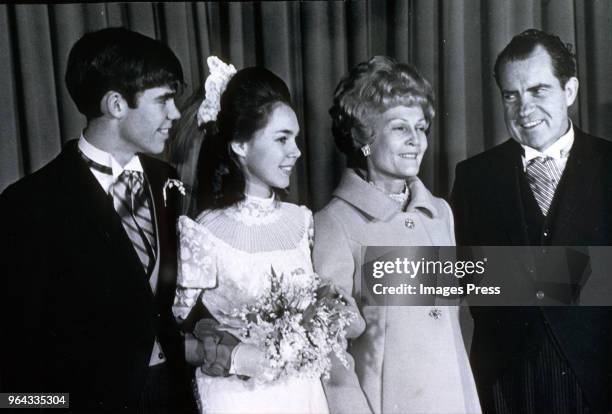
65;27;184;120
494;28;576;88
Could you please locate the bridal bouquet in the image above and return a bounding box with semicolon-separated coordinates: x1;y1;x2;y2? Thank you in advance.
228;267;356;382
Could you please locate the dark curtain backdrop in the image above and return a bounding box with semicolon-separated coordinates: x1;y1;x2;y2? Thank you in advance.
1;1;611;212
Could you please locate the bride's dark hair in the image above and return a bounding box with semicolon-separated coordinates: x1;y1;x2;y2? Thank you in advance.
197;66;293;210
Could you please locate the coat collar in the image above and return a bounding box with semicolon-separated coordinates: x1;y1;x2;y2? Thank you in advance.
333;169;440;221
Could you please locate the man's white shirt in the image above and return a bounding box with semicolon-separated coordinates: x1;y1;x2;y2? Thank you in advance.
520;123;574;177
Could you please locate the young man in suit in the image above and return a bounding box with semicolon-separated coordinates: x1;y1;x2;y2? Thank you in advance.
0;27;196;412
452;29;612;413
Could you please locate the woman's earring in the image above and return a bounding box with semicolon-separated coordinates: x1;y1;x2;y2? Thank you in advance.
361;144;371;157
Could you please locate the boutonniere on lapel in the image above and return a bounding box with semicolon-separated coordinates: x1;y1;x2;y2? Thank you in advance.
162;178;186;207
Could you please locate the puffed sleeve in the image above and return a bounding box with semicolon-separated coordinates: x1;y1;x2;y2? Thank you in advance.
172;216;218;321
313;207;372;414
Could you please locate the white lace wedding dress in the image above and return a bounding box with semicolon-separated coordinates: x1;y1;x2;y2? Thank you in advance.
173;195;329;414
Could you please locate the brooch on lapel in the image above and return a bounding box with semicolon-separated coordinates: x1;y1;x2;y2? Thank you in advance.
162;178;186;207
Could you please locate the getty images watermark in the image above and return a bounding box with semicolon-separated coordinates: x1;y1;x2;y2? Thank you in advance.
360;246;612;306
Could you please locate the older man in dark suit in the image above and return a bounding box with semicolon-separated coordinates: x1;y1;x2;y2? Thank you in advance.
0;28;196;412
452;29;612;414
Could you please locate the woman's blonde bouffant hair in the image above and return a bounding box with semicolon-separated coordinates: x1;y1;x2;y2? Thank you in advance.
329;55;435;168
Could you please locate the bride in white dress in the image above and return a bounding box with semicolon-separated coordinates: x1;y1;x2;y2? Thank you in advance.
172;63;329;414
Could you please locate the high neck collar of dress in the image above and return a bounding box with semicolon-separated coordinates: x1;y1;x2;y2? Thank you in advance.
244;193;276;207
227;193;280;224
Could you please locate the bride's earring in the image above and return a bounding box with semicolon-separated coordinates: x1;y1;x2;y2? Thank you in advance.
361;144;371;157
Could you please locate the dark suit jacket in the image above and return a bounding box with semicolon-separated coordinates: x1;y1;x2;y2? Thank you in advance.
0;140;191;411
451;128;612;413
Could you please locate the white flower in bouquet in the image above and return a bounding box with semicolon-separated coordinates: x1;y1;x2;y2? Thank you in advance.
227;266;356;383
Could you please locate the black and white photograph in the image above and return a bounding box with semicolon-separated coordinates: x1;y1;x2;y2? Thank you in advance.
0;1;611;413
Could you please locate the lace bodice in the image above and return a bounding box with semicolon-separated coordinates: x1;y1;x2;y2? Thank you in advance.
173;196;315;338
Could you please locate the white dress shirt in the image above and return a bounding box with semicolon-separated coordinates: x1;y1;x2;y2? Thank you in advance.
520;122;574;176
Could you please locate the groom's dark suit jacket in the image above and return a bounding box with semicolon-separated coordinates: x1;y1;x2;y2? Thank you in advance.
0;140;192;411
452;128;612;413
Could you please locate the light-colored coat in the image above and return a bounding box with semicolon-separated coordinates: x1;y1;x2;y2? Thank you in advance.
313;169;480;414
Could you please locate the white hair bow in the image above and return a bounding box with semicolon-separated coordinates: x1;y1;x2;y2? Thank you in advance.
197;56;237;126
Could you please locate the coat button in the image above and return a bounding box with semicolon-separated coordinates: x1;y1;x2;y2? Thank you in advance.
405;218;415;229
536;291;545;300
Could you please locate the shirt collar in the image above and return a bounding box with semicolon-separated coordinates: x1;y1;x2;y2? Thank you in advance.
522;121;574;162
333;169;439;221
78;133;144;179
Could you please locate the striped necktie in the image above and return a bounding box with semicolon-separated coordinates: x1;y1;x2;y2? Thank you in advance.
526;156;562;216
113;170;157;274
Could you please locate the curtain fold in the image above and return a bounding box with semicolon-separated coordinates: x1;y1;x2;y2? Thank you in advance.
0;5;22;186
1;1;610;211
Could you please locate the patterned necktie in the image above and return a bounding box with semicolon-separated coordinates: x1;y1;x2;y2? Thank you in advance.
526;156;562;216
113;170;157;274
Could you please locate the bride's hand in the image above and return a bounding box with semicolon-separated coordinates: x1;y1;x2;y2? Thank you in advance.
230;343;275;381
186;318;240;377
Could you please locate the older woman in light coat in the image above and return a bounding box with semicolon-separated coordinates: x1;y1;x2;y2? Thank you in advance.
314;56;481;414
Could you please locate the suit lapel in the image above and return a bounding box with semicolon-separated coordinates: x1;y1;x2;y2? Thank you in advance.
494;140;530;245
491;140;537;278
549;129;599;241
140;156;168;261
61;141;153;293
140;156;178;297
